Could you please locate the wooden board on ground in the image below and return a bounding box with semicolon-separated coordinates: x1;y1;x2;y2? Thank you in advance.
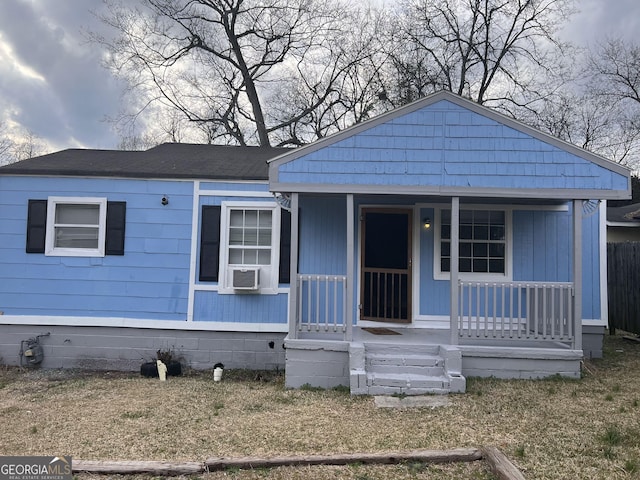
205;449;482;471
72;447;526;477
482;446;526;480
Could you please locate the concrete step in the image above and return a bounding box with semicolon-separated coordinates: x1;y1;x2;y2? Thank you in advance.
349;342;466;395
364;342;441;356
367;385;451;396
367;372;450;390
367;353;444;368
367;363;445;376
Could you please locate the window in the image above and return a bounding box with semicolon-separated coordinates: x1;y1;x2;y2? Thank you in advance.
26;197;125;257
228;209;273;266
439;208;507;277
46;197;107;256
218;202;280;293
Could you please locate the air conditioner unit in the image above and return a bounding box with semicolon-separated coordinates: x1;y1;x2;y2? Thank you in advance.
231;268;260;290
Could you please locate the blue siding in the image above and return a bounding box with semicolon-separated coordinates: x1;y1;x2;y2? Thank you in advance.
291;195;602;321
193;291;287;324
0;176;291;326
582;211;601;319
0;176;193;319
419;207;450;316
415;205;600;320
298;196;347;275
278;100;627;192
512;210;571;282
191;188;288;326
199;181;268;192
511;207;600;319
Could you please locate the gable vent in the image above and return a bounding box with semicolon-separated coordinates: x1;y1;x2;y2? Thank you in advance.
232;268;260;290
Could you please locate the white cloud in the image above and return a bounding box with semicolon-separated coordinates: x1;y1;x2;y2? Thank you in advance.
562;0;640;46
0;35;47;82
0;0;124;152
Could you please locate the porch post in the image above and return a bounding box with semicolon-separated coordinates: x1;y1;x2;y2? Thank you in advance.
450;197;460;345
573;200;583;351
288;193;300;340
345;194;355;341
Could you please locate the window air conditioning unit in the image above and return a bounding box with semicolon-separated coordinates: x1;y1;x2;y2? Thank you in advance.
231;268;260;290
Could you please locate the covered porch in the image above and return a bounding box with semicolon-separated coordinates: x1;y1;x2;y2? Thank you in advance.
267;91;629;394
282;194;587;394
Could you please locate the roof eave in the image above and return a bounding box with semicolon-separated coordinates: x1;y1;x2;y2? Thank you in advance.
269;181;631;200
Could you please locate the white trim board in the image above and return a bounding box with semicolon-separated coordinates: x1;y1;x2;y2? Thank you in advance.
0;315;600;333
198;189;273;198
607;222;640;227
599;201;609;329
187;181;201;322
0;316;288;333
269;182;630;200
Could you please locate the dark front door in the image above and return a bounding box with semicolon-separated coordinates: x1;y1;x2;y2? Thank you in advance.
360;209;412;323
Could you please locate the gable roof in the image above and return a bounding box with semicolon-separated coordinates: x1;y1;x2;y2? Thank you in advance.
268;91;631;200
0;143;289;181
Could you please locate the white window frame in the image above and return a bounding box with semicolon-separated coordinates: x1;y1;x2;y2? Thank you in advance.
218;201;281;295
434;205;512;281
45;197;107;257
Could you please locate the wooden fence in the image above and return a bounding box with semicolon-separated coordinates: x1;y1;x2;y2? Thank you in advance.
608;242;640;335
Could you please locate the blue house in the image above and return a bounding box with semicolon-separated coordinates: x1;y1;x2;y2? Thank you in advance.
0;92;630;394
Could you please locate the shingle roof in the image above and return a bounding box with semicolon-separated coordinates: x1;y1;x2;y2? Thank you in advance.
0;143;290;181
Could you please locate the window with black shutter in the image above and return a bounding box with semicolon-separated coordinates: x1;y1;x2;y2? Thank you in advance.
26;197;126;257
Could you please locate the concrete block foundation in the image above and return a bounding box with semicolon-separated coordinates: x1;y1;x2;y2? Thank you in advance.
0;324;286;372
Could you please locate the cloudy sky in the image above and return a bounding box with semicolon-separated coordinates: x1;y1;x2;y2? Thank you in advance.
0;0;639;154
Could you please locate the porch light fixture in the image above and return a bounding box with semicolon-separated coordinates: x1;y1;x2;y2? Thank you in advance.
423;217;431;229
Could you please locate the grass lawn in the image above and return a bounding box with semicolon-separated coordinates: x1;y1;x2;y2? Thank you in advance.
1;333;639;479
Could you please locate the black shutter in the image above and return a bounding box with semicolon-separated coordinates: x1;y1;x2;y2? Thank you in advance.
105;201;127;255
279;209;292;283
26;200;47;253
199;205;221;282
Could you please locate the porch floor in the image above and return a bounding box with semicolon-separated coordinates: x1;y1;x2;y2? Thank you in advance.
295;325;575;350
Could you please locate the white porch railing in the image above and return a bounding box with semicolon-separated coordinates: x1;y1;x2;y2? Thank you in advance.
458;281;575;345
292;276;576;347
296;274;348;335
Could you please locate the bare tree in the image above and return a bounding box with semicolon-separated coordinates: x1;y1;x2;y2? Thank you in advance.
12;130;45;161
0;121;13;165
95;0;382;147
578;38;640;169
528;87;640;168
521;39;640;170
267;6;391;145
0;123;45;165
117;133;159;151
590;39;640;106
383;0;575;110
